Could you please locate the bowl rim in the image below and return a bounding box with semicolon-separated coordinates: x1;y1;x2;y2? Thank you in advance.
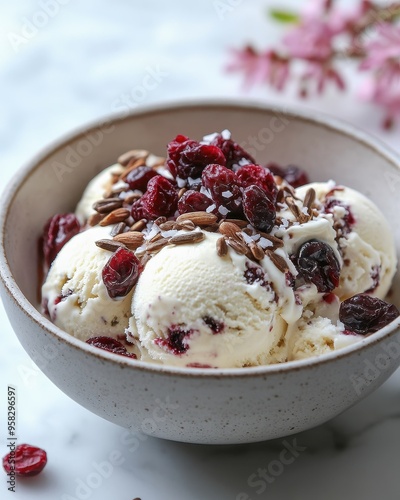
1;98;400;379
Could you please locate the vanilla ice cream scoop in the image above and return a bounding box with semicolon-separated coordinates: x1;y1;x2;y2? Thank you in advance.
128;232;301;368
42;225;134;342
296;182;397;300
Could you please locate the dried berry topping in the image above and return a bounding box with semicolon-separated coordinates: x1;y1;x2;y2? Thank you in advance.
339;294;399;335
102;247;143;298
131;198;147;222
125;166;158;192
155;325;194;355
365;265;381;293
242;185;276;232
201;164;242;216
178;190;212;214
43;213;80;269
295;240;340;293
210;133;255;170
203;316;224;334
267;163;309;188
236;164;278;202
140;175;178;219
86;336;137;358
166;135;226;180
2;444;47;477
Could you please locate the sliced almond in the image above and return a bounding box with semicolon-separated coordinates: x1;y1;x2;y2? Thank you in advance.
220;218;248;228
226;237;248;256
218;221;242;239
265;251;289;273
88;212;105;227
159;220;176;231
131;219;147;232
216;236;228;257
303;187;316;215
95;239;127;252
169;231;205;245
99;208;131;226
146;237;169;253
110;222;127;237
118;149;149;167
113;231;144;250
93;198;123;214
176;211;218;226
249;242;265;261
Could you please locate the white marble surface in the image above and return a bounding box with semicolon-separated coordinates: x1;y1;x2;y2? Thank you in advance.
1;1;400;498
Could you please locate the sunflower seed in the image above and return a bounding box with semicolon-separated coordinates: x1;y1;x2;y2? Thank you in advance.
169;231;205;245
118;149;149;167
95;239;127;252
216;237;228;257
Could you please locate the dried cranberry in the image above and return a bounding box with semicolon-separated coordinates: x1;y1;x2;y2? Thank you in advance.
236;164;278;201
141;175;178;219
244;262;269;287
2;444;47;477
324;198;355;236
339;294;399;335
295;240;340;293
155;325;194;355
242;185;276;232
125;166;157;192
166;135;226;180
43;213;80;269
203;316;224;334
178;190;212;214
202;164;242;215
267;163;309;188
102;247;142;299
366;265;381;293
210;133;255;170
86;336;137;358
131;199;146;222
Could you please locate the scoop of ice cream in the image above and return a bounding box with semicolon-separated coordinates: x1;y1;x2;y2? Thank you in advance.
42;225;134;342
128;231;301;368
296;182;397;300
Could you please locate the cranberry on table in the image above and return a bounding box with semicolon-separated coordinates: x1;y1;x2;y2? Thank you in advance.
166;135;226;180
236;164;278;202
125;166;157;192
242;185;276;232
339;294;400;335
43;213;81;269
2;444;47;477
295;240;340;293
267;163;309;188
201;164;242;215
102;247;143;299
141;175;178;219
210;133;255;170
86;336;137;358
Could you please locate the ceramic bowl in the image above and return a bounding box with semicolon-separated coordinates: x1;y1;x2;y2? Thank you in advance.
1;100;400;445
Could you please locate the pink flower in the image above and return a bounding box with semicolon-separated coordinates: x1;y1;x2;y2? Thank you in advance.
301;63;346;94
359;23;400;126
283;19;335;61
226;46;290;90
360;23;400;70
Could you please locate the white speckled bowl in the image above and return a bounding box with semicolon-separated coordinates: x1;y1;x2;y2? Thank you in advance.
1;101;400;445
